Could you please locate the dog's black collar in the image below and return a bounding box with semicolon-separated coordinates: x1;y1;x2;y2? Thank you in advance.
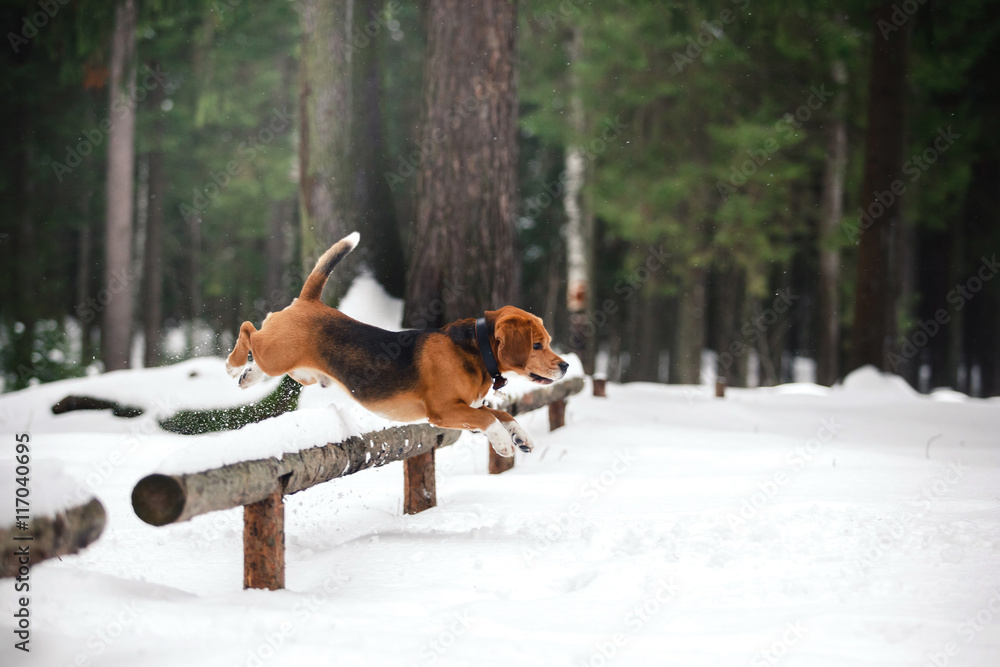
476;317;506;391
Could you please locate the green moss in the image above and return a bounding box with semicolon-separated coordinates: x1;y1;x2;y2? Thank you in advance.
158;375;302;435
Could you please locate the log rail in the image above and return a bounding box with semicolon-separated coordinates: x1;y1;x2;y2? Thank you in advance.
0;498;106;578
132;376;585;590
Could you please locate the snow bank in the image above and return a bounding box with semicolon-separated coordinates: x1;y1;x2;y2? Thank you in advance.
156;404;399;476
837;364;920;398
0;357;282;431
0;459;96;524
336;273;404;330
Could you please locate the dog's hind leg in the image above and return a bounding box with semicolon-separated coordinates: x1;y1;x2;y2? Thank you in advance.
226;321;257;378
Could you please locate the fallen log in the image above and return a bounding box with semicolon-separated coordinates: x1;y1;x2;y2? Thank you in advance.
0;498;107;578
132;423;461;526
51;395;144;418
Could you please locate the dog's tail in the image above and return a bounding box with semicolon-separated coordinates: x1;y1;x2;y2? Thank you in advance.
298;232;361;301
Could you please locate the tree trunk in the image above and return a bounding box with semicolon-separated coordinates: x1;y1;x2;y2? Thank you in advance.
76;221;94;362
299;0;357;304
849;4;910;373
12;101;37;389
187;209;203;352
945;200;968;391
265;197;296;313
671;267;705;384
404;0;519;327
893;218;919;387
607;304;623;382
143;68;165;368
717;268;750;387
352;0;407;297
264;54;298;315
817;60;847;386
102;0;138;371
564;25;594;373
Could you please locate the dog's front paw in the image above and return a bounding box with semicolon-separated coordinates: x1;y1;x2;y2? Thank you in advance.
485;421;517;457
225;360;241;378
505;421;534;453
490;439;517;458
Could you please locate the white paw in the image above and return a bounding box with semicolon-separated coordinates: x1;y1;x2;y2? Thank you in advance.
484;420;522;457
238;363;266;389
225;361;242;378
505;421;534;453
491;439;517;458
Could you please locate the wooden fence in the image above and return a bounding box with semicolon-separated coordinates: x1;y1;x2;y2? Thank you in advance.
131;376;585;590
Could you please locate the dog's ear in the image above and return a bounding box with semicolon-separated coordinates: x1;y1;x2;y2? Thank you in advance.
495;314;531;370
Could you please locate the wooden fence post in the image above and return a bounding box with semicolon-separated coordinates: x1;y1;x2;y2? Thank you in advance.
243;487;284;590
404;449;437;514
715;378;726;398
548;399;566;430
592;377;607;397
489;448;515;475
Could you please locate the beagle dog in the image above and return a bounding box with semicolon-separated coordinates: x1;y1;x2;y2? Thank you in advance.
225;232;569;457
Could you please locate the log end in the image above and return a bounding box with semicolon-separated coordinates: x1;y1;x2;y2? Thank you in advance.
132;474;186;526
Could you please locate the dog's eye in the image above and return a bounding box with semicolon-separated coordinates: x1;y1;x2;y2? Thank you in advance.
533;343;542;351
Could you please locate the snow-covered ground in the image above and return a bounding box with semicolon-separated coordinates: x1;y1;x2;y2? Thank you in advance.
2;274;1000;666
2;360;999;667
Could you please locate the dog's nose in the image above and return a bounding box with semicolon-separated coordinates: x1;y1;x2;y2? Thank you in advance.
558;361;569;374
